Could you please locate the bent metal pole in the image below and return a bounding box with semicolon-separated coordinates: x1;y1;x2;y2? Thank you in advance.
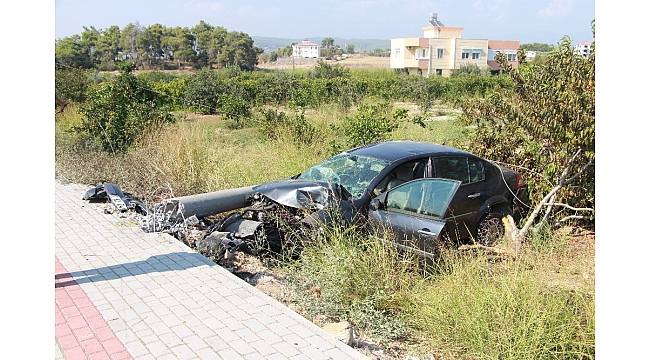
172;186;256;219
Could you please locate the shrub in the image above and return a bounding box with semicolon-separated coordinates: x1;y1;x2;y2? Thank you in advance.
308;60;350;79
217;94;251;128
150;77;188;110
451;63;489;77
183;69;225;114
55;68;94;109
257;108;317;145
286;110;318;145
258;109;289;140
341;102;409;147
77;63;173;152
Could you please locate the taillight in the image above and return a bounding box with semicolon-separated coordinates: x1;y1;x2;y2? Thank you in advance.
515;173;525;190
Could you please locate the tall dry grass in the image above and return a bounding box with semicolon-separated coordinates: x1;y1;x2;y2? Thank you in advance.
55;103;593;359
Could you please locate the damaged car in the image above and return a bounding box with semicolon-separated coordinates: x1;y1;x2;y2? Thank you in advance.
141;141;527;259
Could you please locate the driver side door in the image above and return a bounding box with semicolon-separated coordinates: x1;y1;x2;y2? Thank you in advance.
368;178;460;258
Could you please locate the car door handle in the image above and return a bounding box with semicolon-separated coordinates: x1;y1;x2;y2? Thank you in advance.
467;192;482;198
417;229;437;237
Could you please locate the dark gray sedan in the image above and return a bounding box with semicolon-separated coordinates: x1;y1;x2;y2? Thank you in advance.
295;141;527;253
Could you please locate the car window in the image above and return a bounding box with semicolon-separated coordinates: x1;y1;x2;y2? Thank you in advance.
372;159;428;196
385;178;459;218
468;158;485;183
299;153;390;198
433;157;470;184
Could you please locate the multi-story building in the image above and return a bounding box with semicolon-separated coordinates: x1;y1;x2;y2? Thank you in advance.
487;40;521;71
390;14;519;76
292;40;320;58
574;41;593;57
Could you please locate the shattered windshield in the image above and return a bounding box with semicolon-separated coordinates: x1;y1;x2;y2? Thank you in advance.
298;153;390;198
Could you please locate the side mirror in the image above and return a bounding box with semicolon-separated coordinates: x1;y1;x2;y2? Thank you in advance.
369;197;383;211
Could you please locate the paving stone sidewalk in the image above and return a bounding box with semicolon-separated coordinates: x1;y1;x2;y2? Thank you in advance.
55;182;366;360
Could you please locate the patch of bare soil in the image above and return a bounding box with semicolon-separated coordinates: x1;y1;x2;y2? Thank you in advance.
258;55;389;70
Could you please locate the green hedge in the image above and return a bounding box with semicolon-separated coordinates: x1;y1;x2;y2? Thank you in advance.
125;69;513;112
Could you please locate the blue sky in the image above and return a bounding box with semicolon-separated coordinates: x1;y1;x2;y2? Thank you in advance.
55;0;594;43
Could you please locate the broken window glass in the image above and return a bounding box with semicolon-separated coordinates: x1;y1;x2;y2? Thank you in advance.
298;153;390;198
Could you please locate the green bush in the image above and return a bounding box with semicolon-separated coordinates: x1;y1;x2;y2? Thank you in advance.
257;109;289;140
77;64;173;152
451;63;490;77
55;68;94;108
257;108;317;145
308;60;350;79
217;94;251;128
286;110;317;145
341;102;409;147
183;70;225;114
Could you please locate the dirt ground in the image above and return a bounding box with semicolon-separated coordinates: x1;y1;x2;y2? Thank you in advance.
257;54;390;70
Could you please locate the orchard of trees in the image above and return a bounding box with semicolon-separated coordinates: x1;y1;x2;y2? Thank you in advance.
55;21;262;71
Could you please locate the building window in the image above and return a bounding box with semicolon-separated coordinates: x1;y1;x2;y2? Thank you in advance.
394;48;401;57
415;48;429;59
507;53;517;61
437;48;444;59
461;49;470;59
472;49;481;60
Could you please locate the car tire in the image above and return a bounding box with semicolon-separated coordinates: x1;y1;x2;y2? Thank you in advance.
476;212;508;246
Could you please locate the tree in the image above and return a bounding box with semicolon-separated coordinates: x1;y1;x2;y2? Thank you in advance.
164;27;195;68
55;35;92;68
462;36;594;224
192;21;228;67
119;23;142;65
345;44;355;54
217;32;262;70
277;44;293;58
520;42;554;52
96;25;121;69
137;24;165;68
321;37;335;48
76;26;103;67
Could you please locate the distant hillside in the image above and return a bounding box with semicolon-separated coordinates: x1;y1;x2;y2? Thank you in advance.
252;36;390;52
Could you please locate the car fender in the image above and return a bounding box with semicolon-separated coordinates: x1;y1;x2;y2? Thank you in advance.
477;195;511;221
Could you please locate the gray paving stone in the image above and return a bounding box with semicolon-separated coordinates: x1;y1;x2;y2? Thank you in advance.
55;182;365;360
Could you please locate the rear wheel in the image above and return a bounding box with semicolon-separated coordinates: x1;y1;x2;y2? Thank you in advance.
476;212;507;246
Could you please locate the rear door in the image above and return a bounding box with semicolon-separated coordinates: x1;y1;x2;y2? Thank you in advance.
368;178;460;258
432;156;487;239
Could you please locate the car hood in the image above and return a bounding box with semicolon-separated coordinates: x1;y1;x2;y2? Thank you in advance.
252;180;352;210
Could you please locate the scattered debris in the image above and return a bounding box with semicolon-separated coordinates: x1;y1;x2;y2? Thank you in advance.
82;182;148;214
83;180;353;262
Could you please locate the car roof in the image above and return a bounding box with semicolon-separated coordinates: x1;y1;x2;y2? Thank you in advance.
349;141;472;162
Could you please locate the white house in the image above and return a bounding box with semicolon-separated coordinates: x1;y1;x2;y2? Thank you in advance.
574;41;593;57
292;40;320;58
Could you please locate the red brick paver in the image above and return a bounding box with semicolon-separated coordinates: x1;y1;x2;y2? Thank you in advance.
56;258;133;360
